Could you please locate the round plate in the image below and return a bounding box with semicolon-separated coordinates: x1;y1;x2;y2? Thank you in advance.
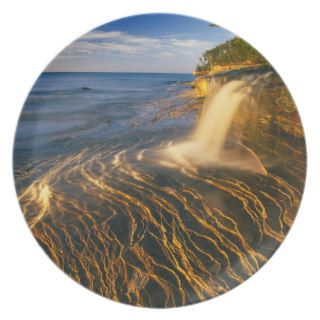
14;13;306;308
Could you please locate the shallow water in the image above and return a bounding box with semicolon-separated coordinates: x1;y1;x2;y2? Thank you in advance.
14;72;305;307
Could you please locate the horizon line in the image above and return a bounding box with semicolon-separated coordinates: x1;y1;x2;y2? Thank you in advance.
43;71;194;75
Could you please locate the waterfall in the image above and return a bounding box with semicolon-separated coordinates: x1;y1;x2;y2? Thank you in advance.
193;78;251;158
158;74;269;174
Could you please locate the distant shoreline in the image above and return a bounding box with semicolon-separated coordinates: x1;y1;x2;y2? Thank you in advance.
43;71;194;75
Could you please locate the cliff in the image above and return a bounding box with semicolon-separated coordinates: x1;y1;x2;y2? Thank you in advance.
193;61;266;77
191;66;305;171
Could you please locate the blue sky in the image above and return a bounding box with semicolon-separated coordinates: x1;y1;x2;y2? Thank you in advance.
46;14;235;73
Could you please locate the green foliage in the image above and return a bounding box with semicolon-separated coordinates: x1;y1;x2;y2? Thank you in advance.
196;37;268;72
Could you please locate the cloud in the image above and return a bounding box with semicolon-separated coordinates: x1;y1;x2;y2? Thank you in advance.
47;30;222;72
169;38;212;48
81;31;123;39
60;31;213;58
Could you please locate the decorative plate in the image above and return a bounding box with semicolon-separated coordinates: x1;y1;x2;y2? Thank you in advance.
14;13;306;307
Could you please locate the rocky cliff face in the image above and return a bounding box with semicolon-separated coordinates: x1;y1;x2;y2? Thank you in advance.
192;66;306;172
193;76;211;97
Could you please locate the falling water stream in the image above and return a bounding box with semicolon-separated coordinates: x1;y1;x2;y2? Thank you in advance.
158;74;270;174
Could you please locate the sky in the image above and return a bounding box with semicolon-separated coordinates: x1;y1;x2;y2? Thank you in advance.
46;14;235;73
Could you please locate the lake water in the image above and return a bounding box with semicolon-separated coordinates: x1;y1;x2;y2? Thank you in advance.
13;72;304;307
15;72;195;167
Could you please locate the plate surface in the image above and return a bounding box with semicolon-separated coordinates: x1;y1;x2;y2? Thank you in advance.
14;13;306;308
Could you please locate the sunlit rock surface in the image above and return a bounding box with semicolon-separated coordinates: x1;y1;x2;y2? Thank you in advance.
14;68;306;307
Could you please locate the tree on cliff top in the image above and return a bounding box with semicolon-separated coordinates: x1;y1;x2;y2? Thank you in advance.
196;36;268;72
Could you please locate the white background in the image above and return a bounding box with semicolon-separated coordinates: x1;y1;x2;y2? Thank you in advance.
1;0;319;319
